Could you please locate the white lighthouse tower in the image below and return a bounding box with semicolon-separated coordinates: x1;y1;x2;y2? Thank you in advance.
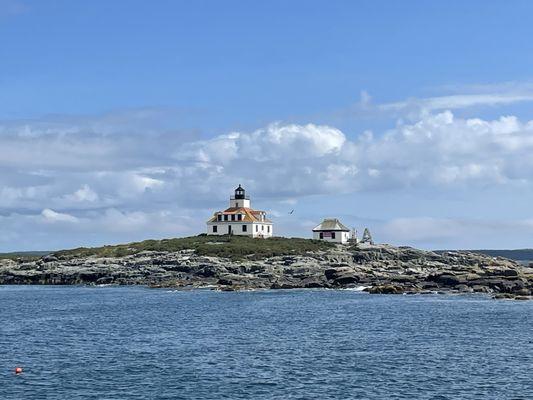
230;184;250;208
206;185;273;238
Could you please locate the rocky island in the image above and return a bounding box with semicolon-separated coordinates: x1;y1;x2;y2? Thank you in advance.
1;236;532;300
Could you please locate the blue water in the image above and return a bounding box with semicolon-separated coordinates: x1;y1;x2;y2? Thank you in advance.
1;287;532;399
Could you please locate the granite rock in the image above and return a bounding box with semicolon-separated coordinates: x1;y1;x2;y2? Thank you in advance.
1;244;531;299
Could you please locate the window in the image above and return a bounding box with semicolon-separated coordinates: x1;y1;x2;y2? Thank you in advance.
331;232;336;239
217;215;222;221
267;226;270;233
237;214;242;221
256;225;258;232
224;215;228;221
231;214;236;221
319;232;323;239
235;202;239;207
213;226;218;233
242;225;247;232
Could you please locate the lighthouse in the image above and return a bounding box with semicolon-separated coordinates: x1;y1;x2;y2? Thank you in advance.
206;185;273;238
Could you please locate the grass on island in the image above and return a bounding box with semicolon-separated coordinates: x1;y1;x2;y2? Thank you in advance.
52;235;335;260
0;251;52;261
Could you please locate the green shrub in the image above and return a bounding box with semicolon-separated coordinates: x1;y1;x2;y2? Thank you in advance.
53;235;334;260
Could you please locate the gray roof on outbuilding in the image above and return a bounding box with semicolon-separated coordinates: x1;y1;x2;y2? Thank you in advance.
312;218;350;232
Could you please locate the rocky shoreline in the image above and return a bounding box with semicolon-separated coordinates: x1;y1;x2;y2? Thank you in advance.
1;243;532;300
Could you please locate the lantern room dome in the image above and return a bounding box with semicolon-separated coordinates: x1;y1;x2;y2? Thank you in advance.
234;184;246;199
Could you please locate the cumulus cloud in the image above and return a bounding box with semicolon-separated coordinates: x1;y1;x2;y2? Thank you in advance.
178;123;345;163
41;209;79;223
173;111;533;196
2;107;533;250
3;111;533;208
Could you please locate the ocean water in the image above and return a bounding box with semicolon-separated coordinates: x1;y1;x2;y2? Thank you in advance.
0;286;532;400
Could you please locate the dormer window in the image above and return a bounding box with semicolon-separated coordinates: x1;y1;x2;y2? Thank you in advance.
237;214;242;221
217;214;222;221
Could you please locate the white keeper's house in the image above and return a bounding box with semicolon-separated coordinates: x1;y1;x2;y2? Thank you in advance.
206;185;273;238
312;218;351;244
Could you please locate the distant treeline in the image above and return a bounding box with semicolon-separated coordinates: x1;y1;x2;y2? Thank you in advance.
436;249;533;262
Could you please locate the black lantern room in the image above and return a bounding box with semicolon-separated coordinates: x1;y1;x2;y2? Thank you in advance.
234;184;246;199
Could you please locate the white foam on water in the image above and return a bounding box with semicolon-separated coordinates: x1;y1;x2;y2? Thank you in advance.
342;285;370;292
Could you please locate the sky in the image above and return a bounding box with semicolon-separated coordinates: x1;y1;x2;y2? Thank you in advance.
2;0;533;251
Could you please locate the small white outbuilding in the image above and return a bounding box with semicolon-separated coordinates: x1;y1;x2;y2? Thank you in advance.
312;218;351;244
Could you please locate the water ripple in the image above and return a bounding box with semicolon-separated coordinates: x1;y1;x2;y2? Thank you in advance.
0;286;532;399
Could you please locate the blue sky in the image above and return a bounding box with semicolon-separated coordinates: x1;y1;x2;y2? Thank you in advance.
2;0;533;251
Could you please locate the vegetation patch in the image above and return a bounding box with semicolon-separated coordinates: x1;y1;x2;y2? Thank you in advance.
53;235;335;260
0;251;51;261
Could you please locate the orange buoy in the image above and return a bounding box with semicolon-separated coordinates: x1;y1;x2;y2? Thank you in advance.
14;367;23;374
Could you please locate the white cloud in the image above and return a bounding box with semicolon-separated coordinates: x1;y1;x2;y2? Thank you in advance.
178;123;345;164
0;207;198;251
380;93;533;114
41;209;79;223
3;111;533;211
64;185;99;203
3;107;533;250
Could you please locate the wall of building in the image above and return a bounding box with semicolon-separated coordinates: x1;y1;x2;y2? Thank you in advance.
251;222;273;238
313;231;350;244
207;222;273;238
229;198;251;208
